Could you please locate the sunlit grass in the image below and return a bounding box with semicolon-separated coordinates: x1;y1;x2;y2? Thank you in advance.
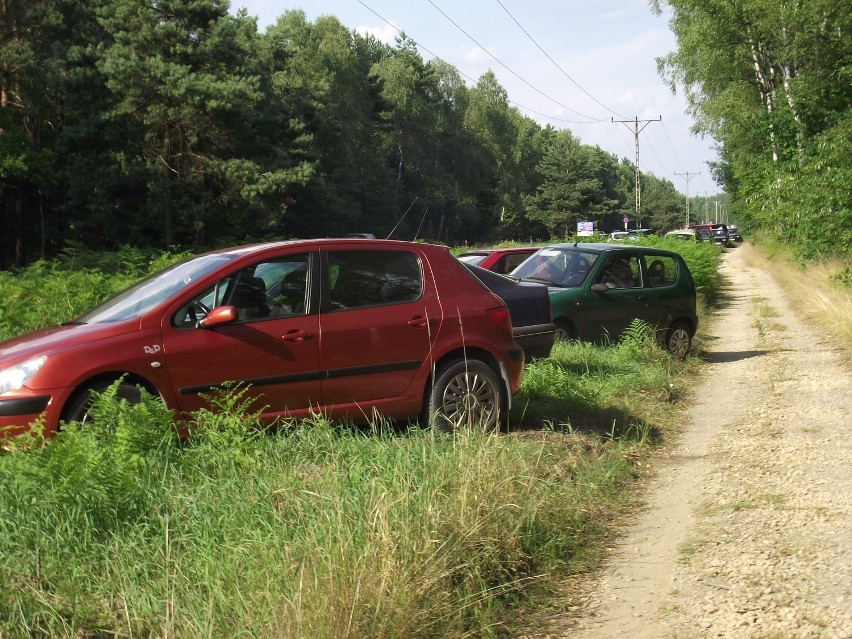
743;242;852;363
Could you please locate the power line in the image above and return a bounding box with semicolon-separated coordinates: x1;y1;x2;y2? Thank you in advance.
675;171;700;226
492;0;627;119
426;0;601;121
613;116;661;228
353;0;601;124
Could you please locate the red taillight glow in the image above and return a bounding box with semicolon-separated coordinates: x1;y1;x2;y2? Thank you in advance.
486;306;512;332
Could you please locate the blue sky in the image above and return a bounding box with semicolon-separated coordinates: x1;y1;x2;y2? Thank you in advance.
230;0;721;196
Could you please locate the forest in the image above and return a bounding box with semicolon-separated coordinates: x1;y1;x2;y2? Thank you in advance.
0;0;848;269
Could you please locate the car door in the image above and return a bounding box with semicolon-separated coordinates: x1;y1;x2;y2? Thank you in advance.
160;251;323;420
638;253;687;329
578;251;648;341
317;247;443;412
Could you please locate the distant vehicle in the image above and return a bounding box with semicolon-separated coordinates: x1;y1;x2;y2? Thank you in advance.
463;264;557;361
727;225;743;242
665;229;706;243
609;229;653;242
689;223;734;248
457;247;540;275
511;243;698;359
0;239;525;438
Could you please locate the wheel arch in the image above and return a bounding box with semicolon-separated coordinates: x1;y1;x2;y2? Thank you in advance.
60;371;160;423
421;347;508;413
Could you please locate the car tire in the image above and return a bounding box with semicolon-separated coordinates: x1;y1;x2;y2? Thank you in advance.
62;380;144;426
427;359;504;433
666;321;692;360
555;319;575;341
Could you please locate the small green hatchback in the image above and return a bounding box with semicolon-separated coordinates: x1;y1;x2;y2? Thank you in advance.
510;243;698;359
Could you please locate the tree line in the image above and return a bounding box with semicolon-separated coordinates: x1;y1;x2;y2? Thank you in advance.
0;0;700;269
5;1;845;270
653;0;851;260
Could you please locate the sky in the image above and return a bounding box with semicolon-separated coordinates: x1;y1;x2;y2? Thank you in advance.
229;0;721;196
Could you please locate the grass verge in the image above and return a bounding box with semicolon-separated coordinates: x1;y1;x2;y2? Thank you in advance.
0;329;693;639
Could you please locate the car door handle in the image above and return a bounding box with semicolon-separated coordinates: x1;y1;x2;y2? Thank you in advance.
408;315;437;328
281;329;314;342
637;295;649;301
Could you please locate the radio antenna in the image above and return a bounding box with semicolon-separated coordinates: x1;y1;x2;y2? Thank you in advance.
386;197;418;239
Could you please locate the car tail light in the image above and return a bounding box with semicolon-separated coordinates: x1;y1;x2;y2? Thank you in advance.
486;306;512;332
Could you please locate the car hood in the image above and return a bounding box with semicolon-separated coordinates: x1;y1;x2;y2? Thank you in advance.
0;320;141;366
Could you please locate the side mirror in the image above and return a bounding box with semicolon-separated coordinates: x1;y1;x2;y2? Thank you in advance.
199;306;237;328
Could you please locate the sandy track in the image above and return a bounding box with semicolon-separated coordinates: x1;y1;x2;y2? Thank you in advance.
527;244;852;638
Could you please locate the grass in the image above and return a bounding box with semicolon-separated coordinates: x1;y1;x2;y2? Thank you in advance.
741;241;852;363
0;326;693;639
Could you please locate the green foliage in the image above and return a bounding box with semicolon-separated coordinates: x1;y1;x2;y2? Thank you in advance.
0;318;704;638
654;0;851;261
0;248;191;340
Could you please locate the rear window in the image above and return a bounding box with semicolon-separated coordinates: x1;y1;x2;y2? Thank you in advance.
328;250;422;309
645;255;677;287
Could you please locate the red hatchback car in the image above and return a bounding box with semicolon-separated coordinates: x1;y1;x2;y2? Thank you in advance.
457;247;540;275
0;239;524;438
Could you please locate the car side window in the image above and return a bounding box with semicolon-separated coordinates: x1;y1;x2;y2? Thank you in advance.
595;255;640;289
495;252;531;275
645;256;676;287
328;250;422;310
173;254;311;327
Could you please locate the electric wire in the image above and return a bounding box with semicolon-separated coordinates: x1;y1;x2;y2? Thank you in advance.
353;0;603;124
426;0;602;121
493;0;628;120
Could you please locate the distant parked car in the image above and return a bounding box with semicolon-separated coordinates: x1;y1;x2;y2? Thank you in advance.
511;243;698;359
690;223;734;248
457;247;540;275
727;225;743;243
665;229;705;243
0;239;525;439
463;264;557;361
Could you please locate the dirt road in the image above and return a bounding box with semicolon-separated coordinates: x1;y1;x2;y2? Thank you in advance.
531;244;852;638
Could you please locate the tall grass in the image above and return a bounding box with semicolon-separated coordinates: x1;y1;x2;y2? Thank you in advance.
0;249;703;638
740;241;852;362
0;381;644;638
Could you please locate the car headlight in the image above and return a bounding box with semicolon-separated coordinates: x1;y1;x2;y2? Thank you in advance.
0;356;47;394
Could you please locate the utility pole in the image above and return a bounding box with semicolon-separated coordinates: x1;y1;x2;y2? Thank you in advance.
613;116;661;228
675;171;700;226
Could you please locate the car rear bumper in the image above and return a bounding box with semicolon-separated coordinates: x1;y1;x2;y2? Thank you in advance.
514;323;558;360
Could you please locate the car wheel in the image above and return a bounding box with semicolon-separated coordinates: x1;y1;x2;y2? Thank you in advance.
666;322;692;360
428;360;504;433
555;319;575;341
63;380;144;426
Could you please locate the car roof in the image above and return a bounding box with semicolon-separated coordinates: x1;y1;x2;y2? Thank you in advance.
203;237;448;258
544;242;680;257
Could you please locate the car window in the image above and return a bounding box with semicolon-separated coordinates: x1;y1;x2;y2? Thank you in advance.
494;251;534;274
174;254;311;327
513;248;598;287
594;254;640;289
645;256;677;287
458;253;487;266
327;250;422;310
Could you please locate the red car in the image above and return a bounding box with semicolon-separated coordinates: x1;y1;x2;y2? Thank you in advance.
457;247;540;275
0;239;524;438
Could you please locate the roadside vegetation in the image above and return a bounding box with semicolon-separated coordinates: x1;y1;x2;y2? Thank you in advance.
0;244;705;639
2;237;848;638
739;237;852;363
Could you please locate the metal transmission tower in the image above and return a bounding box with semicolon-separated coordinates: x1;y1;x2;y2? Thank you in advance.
612;116;661;228
675;171;700;226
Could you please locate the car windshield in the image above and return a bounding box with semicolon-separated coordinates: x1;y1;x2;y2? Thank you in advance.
512;248;599;287
457;253;488;266
74;253;237;323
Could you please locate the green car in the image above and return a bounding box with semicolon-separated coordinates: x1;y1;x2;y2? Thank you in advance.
510;243;698;359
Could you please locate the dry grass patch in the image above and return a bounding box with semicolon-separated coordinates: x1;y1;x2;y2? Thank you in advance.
742;243;852;364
